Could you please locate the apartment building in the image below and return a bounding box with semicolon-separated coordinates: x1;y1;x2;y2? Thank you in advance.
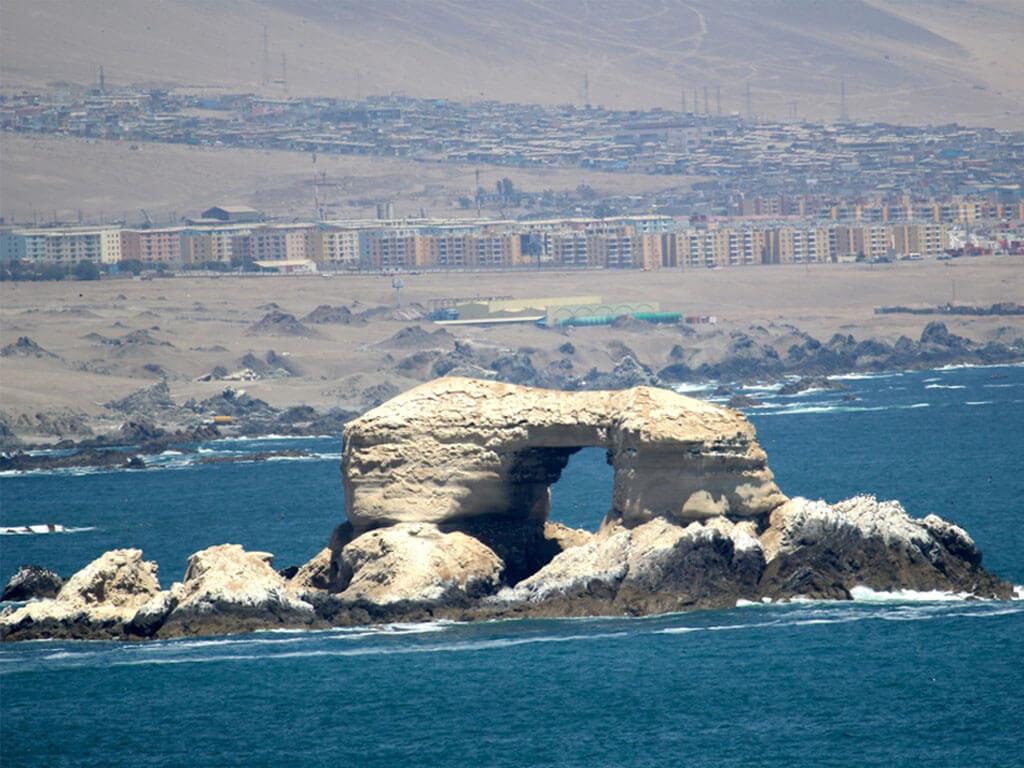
360;229;419;269
316;227;361;268
121;228;182;264
250;225;315;262
764;226;832;264
0;227;122;264
891;223;948;258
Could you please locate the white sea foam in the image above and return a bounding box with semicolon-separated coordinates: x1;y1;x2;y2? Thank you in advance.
211;434;331;443
907;403;930;408
0;525;96;536
848;586;968;602
672;382;717;394
965;401;992;406
925;384;966;390
108;631;634;668
829;371;903;381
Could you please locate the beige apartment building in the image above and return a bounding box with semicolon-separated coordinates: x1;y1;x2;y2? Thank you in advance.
250;225;315;262
891;223;948;258
316;228;361;268
121;228;183;264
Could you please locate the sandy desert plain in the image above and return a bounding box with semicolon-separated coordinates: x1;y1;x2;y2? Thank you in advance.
1;254;1022;445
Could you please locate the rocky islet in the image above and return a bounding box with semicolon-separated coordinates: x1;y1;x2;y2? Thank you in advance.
1;377;1014;642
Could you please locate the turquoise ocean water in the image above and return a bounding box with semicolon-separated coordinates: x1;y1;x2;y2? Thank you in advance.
1;364;1022;767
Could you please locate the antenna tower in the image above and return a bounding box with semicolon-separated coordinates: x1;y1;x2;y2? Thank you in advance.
703;85;709;114
583;72;590;108
281;53;288;93
98;65;105;93
745;81;752;120
840;75;848;122
715;85;721;116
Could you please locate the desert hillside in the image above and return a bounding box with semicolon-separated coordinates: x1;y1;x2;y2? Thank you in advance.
2;0;1021;127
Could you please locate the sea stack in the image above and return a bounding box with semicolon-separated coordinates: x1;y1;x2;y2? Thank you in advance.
1;377;1014;641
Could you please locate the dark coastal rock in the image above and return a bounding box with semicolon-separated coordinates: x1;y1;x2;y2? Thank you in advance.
583;355;661;389
303;304;354;324
105;381;178;416
777;377;846;396
1;566;64;602
246;311;316;337
758;496;1013;600
1;336;60;359
238;350;300;378
0;448;147;472
727;394;761;408
489;352;538;385
378;325;453;350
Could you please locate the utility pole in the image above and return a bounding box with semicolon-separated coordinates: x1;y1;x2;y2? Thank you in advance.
281;53;288;94
680;87;686;114
715;85;721;116
312;152;320;220
840;74;848;122
98;65;105;93
745;81;752;121
356;69;362;101
262;26;271;86
474;169;481;217
703;85;709;115
583;72;590;108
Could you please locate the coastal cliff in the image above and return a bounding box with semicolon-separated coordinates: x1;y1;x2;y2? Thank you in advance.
1;377;1014;641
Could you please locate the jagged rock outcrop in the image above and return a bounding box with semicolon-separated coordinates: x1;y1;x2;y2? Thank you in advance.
490;516;764;616
0;549;161;640
155;544;317;637
1;565;64;602
758;495;1013;600
342;377;785;532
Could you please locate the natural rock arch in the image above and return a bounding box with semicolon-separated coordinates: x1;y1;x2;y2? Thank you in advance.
341;377;786;532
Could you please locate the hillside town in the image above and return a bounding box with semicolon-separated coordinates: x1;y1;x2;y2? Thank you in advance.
3;85;1023;219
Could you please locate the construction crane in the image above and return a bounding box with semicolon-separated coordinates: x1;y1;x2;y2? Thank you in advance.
140;209;153;228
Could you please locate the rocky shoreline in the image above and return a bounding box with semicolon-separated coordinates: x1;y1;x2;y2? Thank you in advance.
3;319;1021;474
2;377;1015;643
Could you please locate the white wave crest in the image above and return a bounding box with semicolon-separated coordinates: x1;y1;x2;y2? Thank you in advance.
848;586;968;602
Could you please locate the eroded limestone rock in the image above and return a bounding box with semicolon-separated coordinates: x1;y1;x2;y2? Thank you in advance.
1;549;161;640
336;523;504;606
493;516;765;616
157;544;316;636
343;377;785;531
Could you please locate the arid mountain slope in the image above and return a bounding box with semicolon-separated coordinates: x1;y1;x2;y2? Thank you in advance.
1;0;1021;127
